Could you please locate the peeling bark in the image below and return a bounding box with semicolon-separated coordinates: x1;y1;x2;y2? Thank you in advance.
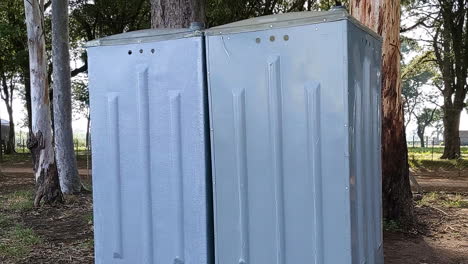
351;0;414;223
24;0;63;206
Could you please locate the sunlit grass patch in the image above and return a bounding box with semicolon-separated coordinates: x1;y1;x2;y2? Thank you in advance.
416;192;468;208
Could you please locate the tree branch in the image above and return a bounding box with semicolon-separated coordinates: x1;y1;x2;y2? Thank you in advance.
71;63;88;77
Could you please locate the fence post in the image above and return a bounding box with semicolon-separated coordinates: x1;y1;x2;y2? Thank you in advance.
412;135;415;148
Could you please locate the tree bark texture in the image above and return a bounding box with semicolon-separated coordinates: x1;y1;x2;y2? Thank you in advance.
351;0;414;223
442;108;461;159
52;0;81;194
151;0;206;28
24;0;63;206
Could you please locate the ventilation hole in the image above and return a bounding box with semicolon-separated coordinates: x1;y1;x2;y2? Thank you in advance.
128;50;132;55
139;49;143;53
270;35;275;42
255;38;261;44
283;35;289;41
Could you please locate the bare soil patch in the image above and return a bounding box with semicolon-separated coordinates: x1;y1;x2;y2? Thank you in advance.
384;201;468;264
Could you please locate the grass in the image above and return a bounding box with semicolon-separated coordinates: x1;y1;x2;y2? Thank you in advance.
407;146;468;171
383;219;404;232
0;224;42;259
0;189;41;260
417;192;468;208
79;238;94;250
2;190;34;211
0;214;12;228
83;212;93;225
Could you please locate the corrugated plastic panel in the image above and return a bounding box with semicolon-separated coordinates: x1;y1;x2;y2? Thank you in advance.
87;33;211;264
207;20;352;264
206;16;383;264
347;21;384;264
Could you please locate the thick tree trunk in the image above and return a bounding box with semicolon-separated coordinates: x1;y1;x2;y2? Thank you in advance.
24;0;63;206
151;0;206;28
52;0;81;194
351;0;414;223
441;107;461;159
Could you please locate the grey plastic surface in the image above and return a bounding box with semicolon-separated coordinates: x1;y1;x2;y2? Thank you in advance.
205;9;381;40
86;28;203;47
87;34;211;264
206;18;383;264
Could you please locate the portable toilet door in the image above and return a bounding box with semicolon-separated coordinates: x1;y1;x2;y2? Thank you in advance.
87;27;212;264
205;10;383;264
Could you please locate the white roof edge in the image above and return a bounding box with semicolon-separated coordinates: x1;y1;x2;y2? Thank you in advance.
85;28;203;48
205;9;382;41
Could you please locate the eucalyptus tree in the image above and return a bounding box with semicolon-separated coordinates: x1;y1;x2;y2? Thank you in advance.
52;0;81;194
24;0;63;206
351;0;414;222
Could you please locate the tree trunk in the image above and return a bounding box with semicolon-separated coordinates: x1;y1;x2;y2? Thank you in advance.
24;0;63;206
151;0;206;28
52;0;81;194
418;130;425;148
85;114;90;148
351;0;414;223
6;106;15;154
441;107;461;159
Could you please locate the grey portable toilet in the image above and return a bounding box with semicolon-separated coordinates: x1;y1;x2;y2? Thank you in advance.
205;9;383;264
87;27;212;264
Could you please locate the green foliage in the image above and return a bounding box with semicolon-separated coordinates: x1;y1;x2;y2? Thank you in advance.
72;79;89;118
207;0;340;27
401;51;439;127
70;0;151;41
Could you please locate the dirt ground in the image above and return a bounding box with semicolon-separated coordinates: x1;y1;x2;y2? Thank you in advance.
0;154;467;263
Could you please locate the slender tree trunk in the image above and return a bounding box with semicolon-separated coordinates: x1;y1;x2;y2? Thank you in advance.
24;0;63;206
417;130;425;148
52;0;81;194
351;0;414;223
441;107;461;159
6;106;15;154
85;114;90;148
151;0;206;28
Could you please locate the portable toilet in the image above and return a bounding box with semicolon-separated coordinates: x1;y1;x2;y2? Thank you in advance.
87;26;212;264
205;9;383;264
